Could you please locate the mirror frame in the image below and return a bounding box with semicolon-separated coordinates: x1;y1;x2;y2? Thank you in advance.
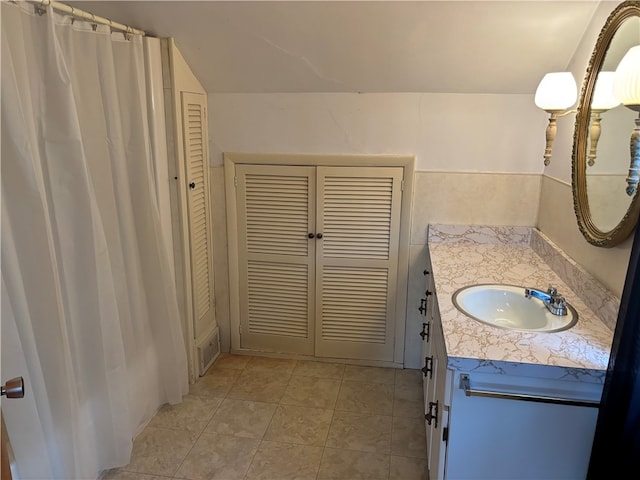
573;0;640;248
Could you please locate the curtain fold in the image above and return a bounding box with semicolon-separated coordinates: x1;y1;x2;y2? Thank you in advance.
1;3;188;479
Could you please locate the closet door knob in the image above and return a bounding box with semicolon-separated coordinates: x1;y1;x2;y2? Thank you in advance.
189;182;196;190
1;377;24;398
316;233;323;239
308;233;315;239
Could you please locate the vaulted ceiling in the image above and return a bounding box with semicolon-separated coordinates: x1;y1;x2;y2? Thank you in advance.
69;1;606;94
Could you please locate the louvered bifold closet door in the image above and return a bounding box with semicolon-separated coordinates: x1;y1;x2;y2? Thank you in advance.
182;92;215;339
315;167;403;361
236;165;316;354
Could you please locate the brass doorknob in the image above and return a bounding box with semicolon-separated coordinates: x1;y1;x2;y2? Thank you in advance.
1;377;24;399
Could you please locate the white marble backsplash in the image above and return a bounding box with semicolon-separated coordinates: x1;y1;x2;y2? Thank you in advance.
530;229;620;331
428;224;531;246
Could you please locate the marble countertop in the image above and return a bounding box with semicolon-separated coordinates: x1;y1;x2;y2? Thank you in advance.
428;225;615;385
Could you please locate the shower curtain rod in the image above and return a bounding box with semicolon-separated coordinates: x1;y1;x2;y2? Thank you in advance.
32;0;146;36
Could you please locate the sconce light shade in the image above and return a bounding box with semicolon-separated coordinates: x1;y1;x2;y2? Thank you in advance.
613;45;640;110
535;72;578;112
592;71;621;110
535;72;577;166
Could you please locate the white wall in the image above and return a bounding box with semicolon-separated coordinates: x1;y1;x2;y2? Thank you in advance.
208;92;544;367
208;92;545;172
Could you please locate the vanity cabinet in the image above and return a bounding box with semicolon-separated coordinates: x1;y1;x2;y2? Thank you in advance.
420;252;450;480
421;251;603;480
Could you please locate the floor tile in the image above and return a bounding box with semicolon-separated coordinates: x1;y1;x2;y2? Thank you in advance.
280;375;341;409
100;470;172;480
123;427;195;477
317;447;390;480
335;381;394;415
147;395;222;437
326;411;392;453
263;404;334;446
344;365;396;384
112;358;426;480
395;368;421;384
293;360;345;379
245;441;323;480
393;373;424;418
389;455;428;480
391;416;427;458
174;432;259;480
204;398;276;439
227;369;290;403
189;367;242;397
393;397;424;419
212;353;252;370
244;356;298;375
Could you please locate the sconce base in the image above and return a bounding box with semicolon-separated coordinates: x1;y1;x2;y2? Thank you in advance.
625;114;640;197
543;113;559;166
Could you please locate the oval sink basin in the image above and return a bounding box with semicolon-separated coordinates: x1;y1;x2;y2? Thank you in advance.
452;284;578;333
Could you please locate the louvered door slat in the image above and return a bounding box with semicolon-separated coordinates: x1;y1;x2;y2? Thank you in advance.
182;92;215;341
237;165;316;354
315;167;403;361
244;172;310;257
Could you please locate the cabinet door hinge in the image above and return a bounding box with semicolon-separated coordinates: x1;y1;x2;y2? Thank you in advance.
234;175;238;187
401;180;405;191
443;426;449;444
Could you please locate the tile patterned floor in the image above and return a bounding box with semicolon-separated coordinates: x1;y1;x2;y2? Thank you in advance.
101;354;428;480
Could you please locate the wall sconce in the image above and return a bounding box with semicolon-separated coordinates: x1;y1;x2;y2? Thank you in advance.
613;45;640;196
535;72;578;166
588;71;621;166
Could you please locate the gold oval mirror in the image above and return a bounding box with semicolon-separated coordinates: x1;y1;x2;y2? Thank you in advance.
573;1;640;247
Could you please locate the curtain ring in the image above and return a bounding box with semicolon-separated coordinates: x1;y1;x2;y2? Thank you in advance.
91;13;98;31
35;0;47;16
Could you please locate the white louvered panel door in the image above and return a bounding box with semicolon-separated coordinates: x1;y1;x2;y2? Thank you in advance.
181;92;215;340
236;165;316;354
315;167;403;361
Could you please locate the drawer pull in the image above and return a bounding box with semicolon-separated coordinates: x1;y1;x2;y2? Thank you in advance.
418;298;427;315
425;400;439;428
421;356;433;379
419;322;430;341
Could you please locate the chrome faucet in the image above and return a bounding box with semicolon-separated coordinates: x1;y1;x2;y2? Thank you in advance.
524;286;568;316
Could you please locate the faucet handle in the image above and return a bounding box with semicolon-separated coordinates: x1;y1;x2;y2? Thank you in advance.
547;286;558;296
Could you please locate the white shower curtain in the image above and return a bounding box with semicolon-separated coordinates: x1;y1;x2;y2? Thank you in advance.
1;3;188;479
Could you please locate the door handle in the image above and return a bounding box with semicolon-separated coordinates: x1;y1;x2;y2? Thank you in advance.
1;377;24;399
421;356;433;378
425;400;439;428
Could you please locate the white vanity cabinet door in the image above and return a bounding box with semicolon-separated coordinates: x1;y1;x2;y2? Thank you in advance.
420;257;434;411
445;371;600;480
418;260;435;454
427;316;451;480
422;278;451;480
